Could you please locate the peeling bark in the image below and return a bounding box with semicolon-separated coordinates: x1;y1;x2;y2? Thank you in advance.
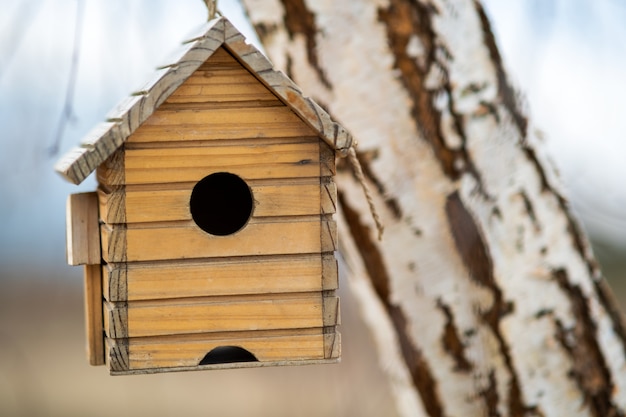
241;1;626;416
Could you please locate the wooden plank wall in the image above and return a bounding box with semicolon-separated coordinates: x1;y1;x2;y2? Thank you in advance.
96;47;339;373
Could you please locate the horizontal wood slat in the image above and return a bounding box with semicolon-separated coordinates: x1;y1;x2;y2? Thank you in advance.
165;47;279;105
99;182;334;224
101;219;335;263
105;328;340;373
166;77;276;104
118;141;323;185
124;141;319;168
103;254;337;302
104;293;337;338
115;328;327;370
127;106;316;143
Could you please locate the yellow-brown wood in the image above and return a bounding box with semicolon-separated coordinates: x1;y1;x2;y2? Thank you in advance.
104;254;336;302
66;192;101;265
111;328;326;370
164;47;279;106
55;17;353;186
104;293;336;338
84;264;105;366
96;148;125;189
99;180;332;224
114;141;323;185
105;333;339;374
101;219;332;263
105;337;128;372
128;106;316;143
60;21;344;374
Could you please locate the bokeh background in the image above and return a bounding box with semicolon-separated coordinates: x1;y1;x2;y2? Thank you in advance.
1;1;625;416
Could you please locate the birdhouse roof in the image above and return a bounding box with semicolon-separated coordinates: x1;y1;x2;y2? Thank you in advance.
55;16;353;185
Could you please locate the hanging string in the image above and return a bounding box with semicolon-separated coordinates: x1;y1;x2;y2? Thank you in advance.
347;145;384;241
204;0;218;20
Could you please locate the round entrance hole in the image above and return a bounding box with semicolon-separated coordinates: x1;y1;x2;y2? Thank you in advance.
190;172;253;236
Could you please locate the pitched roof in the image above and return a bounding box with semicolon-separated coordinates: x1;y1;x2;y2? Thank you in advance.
55;16;353;185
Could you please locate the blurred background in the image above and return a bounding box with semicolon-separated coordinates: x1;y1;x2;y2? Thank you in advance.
0;1;624;415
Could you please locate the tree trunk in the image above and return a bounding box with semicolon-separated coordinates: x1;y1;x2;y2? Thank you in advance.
240;1;626;416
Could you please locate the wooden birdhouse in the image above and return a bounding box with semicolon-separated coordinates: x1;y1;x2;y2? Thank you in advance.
55;17;351;375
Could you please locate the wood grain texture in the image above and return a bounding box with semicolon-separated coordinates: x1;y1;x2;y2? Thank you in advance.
165;47;280;105
66;192;101;265
104;293;335;338
123;140;318;176
105;337;129;372
97;145;330;187
103;254;336;302
54;16;350;186
84;264;105;366
111;328;327;370
99;181;330;224
54;123;126;185
96;148;125;189
127;106;316;143
320;141;336;175
107;19;224;134
99;140;324;186
101;219;330;263
54;18;225;185
223;18;353;155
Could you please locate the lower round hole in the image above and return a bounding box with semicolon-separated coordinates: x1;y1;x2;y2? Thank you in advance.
199;346;258;365
190;172;253;236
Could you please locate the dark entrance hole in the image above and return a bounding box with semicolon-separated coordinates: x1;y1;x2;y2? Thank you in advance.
190;172;253;236
199;346;259;365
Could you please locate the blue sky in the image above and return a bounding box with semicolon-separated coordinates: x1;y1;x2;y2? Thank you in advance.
1;0;625;278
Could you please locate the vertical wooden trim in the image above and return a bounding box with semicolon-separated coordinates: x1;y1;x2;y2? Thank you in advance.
103;301;129;339
105;337;129;373
98;187;127;224
320;141;336;177
321;220;338;252
321;180;337;215
84;264;105;366
324;330;341;359
101;224;127;263
321;254;338;290
96;148;125;188
323;295;340;327
66;192;101;265
102;263;128;302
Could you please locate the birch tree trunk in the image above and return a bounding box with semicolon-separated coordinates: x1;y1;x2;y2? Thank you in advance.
240;1;626;416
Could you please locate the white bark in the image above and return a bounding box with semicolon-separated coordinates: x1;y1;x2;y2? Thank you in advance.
241;1;626;416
